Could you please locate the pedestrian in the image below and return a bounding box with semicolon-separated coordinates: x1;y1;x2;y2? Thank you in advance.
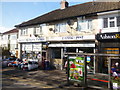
64;60;68;74
37;52;42;67
111;66;118;80
44;59;50;70
41;59;45;70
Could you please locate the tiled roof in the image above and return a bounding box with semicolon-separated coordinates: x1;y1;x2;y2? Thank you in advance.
3;29;18;34
15;2;120;27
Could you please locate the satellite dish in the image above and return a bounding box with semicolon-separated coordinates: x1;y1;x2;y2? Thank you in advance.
67;20;74;25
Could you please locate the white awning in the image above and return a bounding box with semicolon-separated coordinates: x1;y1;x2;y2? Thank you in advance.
48;43;95;47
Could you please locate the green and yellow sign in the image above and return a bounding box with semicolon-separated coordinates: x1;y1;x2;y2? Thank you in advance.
69;57;85;82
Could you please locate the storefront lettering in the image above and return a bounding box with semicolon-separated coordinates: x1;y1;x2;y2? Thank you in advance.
18;38;45;42
115;34;120;38
97;33;120;40
62;36;83;40
62;36;74;40
76;36;83;39
100;34;116;39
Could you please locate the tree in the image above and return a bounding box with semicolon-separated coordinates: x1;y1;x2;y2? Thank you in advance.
0;47;11;59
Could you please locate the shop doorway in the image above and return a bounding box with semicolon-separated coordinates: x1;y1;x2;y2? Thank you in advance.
42;52;46;60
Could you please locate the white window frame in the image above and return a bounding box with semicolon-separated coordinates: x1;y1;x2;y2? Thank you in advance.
21;28;28;35
54;22;66;33
34;26;42;35
77;17;92;31
103;16;119;28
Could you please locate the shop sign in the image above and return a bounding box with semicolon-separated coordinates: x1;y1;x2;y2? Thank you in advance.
18;37;46;43
49;35;95;41
96;32;120;40
62;36;83;40
69;56;85;82
87;56;91;63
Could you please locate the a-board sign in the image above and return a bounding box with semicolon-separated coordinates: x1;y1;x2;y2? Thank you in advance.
69;56;85;82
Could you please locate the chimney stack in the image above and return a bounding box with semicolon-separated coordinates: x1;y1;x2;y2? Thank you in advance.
60;0;69;9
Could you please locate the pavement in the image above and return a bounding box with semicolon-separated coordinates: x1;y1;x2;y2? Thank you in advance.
1;67;101;90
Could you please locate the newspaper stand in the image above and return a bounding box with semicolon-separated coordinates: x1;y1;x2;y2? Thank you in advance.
64;53;120;90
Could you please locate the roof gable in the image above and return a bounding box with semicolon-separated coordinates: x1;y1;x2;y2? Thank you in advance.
3;29;18;34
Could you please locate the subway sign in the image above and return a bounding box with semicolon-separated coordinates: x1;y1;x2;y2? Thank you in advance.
96;32;120;40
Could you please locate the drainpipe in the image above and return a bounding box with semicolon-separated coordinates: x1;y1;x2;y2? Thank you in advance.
61;48;64;70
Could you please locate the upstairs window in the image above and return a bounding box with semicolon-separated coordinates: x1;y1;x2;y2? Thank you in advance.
103;16;119;28
54;22;66;33
103;18;108;28
21;28;28;35
77;17;92;31
109;17;115;27
2;35;8;40
10;34;17;40
34;26;42;35
117;16;120;27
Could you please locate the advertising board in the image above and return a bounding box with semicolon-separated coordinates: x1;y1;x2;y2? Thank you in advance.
69;56;85;82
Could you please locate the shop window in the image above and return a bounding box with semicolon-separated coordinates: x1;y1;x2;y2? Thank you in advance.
103;48;120;72
66;47;76;53
52;49;61;59
78;47;93;53
104;48;119;54
10;44;16;50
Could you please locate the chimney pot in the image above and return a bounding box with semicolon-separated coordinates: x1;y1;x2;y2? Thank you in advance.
60;0;69;9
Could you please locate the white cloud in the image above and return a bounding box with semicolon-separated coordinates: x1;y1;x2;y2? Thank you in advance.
0;26;13;33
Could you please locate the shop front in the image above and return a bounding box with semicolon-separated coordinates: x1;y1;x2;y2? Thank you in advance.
48;35;95;70
18;37;47;67
96;32;120;73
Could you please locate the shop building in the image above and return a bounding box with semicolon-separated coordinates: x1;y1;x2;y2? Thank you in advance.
15;1;120;70
17;24;49;65
95;9;120;73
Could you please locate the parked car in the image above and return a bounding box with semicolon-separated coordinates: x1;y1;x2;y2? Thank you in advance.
28;61;38;70
6;56;17;61
22;59;38;71
2;59;9;68
7;57;21;67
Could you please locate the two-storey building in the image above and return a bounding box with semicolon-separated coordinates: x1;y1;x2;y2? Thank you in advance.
1;29;18;57
96;8;120;73
15;1;120;70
